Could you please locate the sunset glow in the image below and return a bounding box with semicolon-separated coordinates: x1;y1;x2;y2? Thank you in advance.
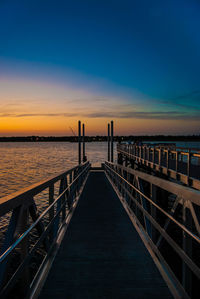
0;1;200;136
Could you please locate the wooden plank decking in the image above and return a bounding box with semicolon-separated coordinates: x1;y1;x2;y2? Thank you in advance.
39;170;172;299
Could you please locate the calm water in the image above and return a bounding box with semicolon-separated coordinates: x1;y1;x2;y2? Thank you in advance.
0;142;117;198
0;141;200;198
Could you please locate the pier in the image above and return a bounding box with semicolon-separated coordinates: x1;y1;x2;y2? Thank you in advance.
117;143;200;190
0;122;200;298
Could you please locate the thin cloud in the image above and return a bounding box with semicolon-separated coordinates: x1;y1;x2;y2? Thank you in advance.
84;111;200;120
161;101;200;110
160;90;200;110
1;110;199;120
0;112;77;118
66;97;110;104
171;90;200;101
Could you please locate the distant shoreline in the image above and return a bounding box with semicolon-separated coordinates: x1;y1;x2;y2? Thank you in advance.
0;135;200;142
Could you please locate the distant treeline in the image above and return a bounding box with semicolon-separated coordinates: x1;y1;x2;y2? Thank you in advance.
0;135;200;142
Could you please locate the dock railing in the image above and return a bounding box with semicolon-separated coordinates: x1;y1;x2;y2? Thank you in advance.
104;161;200;299
117;144;200;190
0;161;90;298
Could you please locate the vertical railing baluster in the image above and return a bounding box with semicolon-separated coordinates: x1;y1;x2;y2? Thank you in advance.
159;148;161;166
182;201;192;297
0;206;21;289
187;151;191;182
62;176;67;221
54;178;64;237
153;148;155;164
17;205;30;293
49;184;54;242
150;184;157;242
166;150;169;170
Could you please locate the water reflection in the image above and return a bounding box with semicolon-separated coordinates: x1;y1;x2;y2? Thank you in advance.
0;142;116;198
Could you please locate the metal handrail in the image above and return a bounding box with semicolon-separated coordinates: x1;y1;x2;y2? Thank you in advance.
0;161;90;297
117;144;200;190
0;162;90;262
118;143;200;159
104;161;200;298
105;162;200;204
0;164;87;216
104;162;200;243
120;143;200;153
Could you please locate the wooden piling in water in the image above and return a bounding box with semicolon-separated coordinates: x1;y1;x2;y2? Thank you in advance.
108;123;110;161
111;120;114;162
78;120;81;164
82;123;86;162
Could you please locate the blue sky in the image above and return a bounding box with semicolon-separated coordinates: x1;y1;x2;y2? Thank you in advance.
0;0;200;135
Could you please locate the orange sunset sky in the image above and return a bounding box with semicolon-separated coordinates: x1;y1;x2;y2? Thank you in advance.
1;1;200;136
1;72;199;136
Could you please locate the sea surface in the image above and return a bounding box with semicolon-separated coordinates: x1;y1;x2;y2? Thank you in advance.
0;141;200;199
0;142;117;198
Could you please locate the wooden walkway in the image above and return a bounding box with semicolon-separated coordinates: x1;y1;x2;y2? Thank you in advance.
39;170;172;299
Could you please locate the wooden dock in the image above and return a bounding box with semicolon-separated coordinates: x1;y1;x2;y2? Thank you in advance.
39;170;172;298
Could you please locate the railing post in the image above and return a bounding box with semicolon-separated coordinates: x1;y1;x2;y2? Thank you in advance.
17;205;30;293
159;149;161;166
62;177;67;221
182;202;192;297
108;123;110;161
153;148;155;164
187;151;191;180
49;184;54;242
54;178;64;238
176;151;179;172
148;147;150;162
78;120;81;165
166;150;169;170
0;206;21;289
150;184;157;242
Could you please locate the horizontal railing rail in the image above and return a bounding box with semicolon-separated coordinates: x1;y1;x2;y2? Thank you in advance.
0;161;90;298
103;161;200;299
117;144;200;190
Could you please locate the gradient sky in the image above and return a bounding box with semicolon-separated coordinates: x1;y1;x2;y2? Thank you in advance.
0;0;200;136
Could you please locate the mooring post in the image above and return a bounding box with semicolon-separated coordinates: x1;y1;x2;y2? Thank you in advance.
111;120;114;162
82;123;87;162
108;123;110;161
78;120;81;164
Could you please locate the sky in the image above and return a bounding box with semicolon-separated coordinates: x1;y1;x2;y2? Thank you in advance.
0;0;200;136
